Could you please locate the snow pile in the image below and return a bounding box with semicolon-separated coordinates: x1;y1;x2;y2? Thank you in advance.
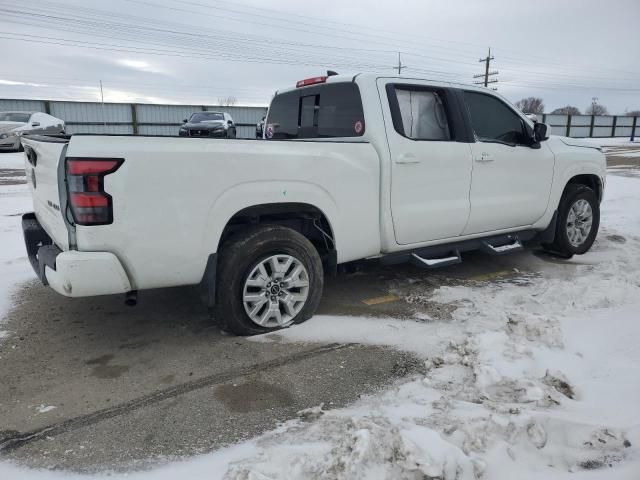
227;412;476;480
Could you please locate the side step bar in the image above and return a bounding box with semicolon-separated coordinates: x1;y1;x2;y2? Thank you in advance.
380;231;536;270
410;250;461;269
480;235;523;255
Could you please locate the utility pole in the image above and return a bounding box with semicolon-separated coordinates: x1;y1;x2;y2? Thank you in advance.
395;52;406;75
473;47;498;89
99;80;106;127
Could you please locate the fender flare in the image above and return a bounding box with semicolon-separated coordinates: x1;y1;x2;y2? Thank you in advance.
552;162;604;210
201;180;340;257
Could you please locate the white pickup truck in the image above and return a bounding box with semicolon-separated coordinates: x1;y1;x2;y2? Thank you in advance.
21;73;606;335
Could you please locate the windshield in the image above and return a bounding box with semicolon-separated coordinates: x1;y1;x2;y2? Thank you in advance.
0;112;30;123
189;112;224;123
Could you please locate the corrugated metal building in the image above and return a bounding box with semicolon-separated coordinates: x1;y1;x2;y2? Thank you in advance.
0;98;637;139
0;99;267;139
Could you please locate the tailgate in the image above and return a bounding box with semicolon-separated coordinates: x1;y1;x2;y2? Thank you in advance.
21;135;71;250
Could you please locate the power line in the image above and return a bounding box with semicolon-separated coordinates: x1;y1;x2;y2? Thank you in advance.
1;0;639;99
0;5;482;74
4;0;637;87
162;0;640;78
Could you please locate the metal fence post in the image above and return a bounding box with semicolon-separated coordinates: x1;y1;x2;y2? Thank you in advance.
566;115;572;137
589;115;595;138
632;116;637;142
611;116;617;137
130;104;138;135
44;100;51;115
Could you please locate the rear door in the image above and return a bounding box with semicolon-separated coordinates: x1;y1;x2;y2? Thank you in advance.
22;137;71;250
461;90;554;234
378;80;473;245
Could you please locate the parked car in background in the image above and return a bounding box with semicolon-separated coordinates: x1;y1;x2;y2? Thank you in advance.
0;111;65;151
256;116;265;138
178;111;236;138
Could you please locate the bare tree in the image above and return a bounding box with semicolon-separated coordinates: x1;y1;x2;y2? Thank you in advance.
514;97;545;114
626;110;640;116
585;99;608;115
217;96;237;107
551;106;581;115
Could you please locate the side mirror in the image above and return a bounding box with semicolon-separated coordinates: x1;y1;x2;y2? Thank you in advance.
227;120;233;125
534;122;548;142
31;121;40;127
182;119;188;123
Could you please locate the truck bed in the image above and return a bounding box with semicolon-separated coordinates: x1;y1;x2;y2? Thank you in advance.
21;134;381;294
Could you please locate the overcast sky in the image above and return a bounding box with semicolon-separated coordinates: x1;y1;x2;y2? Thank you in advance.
0;0;638;114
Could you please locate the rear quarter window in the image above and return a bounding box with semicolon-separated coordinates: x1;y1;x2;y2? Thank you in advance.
266;83;365;139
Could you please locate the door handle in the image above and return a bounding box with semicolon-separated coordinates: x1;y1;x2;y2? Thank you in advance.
396;153;420;164
474;152;494;163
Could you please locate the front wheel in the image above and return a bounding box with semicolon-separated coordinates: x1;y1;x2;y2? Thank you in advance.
214;225;324;335
544;184;600;257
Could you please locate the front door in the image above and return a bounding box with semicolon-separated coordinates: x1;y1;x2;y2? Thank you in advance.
461;90;555;234
379;80;473;245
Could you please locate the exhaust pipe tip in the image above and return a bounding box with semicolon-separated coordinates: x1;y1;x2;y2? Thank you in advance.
125;290;138;307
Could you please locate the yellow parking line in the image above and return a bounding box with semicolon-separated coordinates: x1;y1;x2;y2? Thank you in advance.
361;294;400;306
468;270;512;282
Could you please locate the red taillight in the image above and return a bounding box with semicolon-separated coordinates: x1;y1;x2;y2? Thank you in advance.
69;193;109;208
296;76;327;88
67;159;121;175
66;158;123;226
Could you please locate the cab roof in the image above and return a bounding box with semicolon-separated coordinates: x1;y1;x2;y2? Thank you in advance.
277;72;501;95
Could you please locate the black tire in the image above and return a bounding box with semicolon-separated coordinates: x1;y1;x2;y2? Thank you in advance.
214;225;324;336
544;184;600;256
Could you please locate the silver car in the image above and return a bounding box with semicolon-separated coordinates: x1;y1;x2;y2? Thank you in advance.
0;111;65;151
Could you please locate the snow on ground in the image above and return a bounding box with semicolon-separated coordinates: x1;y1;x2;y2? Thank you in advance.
232;173;640;479
0;151;27;170
34;405;57;414
574;137;640;160
0;153;32;331
579;137;639;148
0;154;639;478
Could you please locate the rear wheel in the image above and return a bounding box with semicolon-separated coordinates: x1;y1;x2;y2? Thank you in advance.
214;225;323;335
544;184;599;257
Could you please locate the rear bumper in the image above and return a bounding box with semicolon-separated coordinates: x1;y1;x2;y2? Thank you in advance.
22;213;132;297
